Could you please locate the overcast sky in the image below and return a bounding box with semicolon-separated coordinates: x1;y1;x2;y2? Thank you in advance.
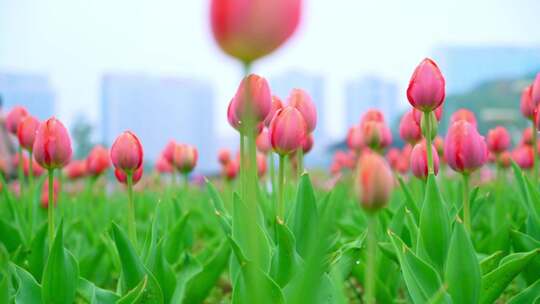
1;0;539;137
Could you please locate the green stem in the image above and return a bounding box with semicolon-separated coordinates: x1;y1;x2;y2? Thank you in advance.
269;153;275;197
365;213;377;304
183;173;189;190
462;173;471;233
531;120;538;182
278;154;286;220
423;111;434;175
17;147;24;193
28;151;35;232
297;149;304;180
47;169;55;250
126;172;137;246
240;134;247;201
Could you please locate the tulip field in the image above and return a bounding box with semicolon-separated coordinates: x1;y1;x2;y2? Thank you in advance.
1;1;540;304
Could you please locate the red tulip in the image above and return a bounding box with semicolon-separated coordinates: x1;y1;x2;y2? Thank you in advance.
210;0;301;63
450;109;477;127
512;145;534;170
356;153;394;211
360;109;385;124
520;85;535;120
110;131;143;173
5;106;28;135
486;126;511;154
257;153;267;177
334;150;356;170
347;125;364;152
256;128;272;154
218;148;232;165
288;88;317;133
520;128;534;146
444;121;488;174
498;151;512;168
386;148;401;171
17;115;39;152
115;167;143;185
163;140;176;164
86;145;110;176
172;144;198;173
412;106;443;125
223;159;239;180
264;96;284;127
407;58;446;112
155;155;173;174
302;133;314;154
361;121;392;150
433;136;444;158
269;106;307;155
228;74;272;130
532;73;540;106
399;110;422;144
410;140;439;179
387;147;409;174
33;118;72;170
64;160;87;180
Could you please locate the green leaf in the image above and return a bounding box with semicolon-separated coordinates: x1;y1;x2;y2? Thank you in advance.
164;213;191;264
480;251;504;275
116;276;147;304
232;262;285;304
378;242;398;264
480;249;540;304
77;278;119;304
0;271;9;304
445;221;481;304
388;230;448;304
0;218;23;252
270;220;304;287
397;175;420;223
419;174;451;274
511;230;540;284
290;174;318;259
152;242;176;304
41;221;79;304
507;278;540;304
28;223;48;281
12;263;42;304
183;241;230;303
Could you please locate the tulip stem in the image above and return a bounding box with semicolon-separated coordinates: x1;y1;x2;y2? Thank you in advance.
28;151;35;231
278;154;286;220
17;147;24;193
297;149;304;180
240;134;247;201
531;121;538;183
462;173;471;233
365;212;377;304
183;173;189;190
47;169;55;250
126;172;137;246
423;111;434;175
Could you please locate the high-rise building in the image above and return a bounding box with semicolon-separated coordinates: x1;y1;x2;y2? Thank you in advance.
269;70;329;167
345;76;400;128
101;74;217;173
0;72;55;119
433;46;540;94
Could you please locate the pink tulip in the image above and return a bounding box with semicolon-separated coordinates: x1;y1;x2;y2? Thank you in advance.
17;115;39;152
86;145;110;176
64;160;87;180
360;109;385;124
433;136;444;158
407;58;446;112
264;96;284;127
302;133;314;154
512;145;534;170
257;153;267;177
450;109;477;127
410;140;439;179
25;158;44;177
361;121;392;150
155;155;173;174
172;144;198;173
223;159;240;180
498;151;512;168
399;110;422;144
520;85;536;120
386;148;401;171
210;0;301;63
5;106;29;135
40;179;60;208
269;106;307;155
218;148;232;165
347;125;364;152
33;118;72;170
356;152;394;211
412;106;443;125
115;167;143;185
288;88;317;133
110;131;143;173
163;140;176;164
256;128;272;154
520;128;534;146
444;121;488;174
228;74;272;130
486;126;511;154
532;73;540;106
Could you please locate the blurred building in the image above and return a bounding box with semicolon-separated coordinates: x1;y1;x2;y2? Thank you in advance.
269;70;330;167
433;46;540;94
0;72;56;119
101;74;217;173
345;76;400;128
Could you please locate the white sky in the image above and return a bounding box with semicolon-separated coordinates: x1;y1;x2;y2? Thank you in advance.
0;0;539;138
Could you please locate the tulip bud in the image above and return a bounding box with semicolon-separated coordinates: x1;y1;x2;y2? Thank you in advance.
163;140;176;164
155;155;173;174
410;140;439;179
302;133;314;154
86;145;110;176
433;136;444;158
229;74;271;130
110;131;143;173
450;109;477;127
264;96;284;127
360;109;385;124
361;121;392;150
512;145;534;170
288;88;317;133
532;73;540;106
64;160;87;180
5;106;29;135
521;128;534;146
407;58;446;112
218;148;232;165
386;148;401;171
413;106;443;125
172;144;198;173
269;106;307;155
399;110;422;144
486;126;511;154
444;121;488;174
210;0;301;63
115;167;143;185
520;85;535;120
17;115;39;152
356;153;394;211
33;118;72;170
257;153;267;177
223;159;240;180
498;151;512;168
347;125;364;152
256;128;272;154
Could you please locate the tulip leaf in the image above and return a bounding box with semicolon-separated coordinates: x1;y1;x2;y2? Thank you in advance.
0;217;23;252
290;174;318;259
164;212;191;264
77;278;119;304
480;249;540;304
445;221;481;304
232;262;285;304
480;251;504;275
152;242;176;304
11;263;42;304
397;175;420;223
270;220;303;287
511;230;540;284
419;174;451;274
116;275;148;304
507;278;540;304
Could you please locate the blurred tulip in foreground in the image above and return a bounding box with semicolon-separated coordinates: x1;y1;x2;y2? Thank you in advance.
444;121;488;174
521;85;536;120
411;141;439;179
17;115;39;152
5;106;28;135
356;153;394;211
269;106;307;155
33;118;72;170
487;126;511;154
87;145;110;176
512;145;534;170
110;131;143;173
407;58;446;112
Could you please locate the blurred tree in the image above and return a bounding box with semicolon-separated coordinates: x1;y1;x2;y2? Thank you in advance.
71;115;94;159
